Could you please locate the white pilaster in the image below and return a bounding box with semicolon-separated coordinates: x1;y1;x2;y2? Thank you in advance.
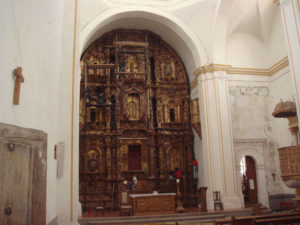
256;164;270;207
197;69;241;210
279;0;300;116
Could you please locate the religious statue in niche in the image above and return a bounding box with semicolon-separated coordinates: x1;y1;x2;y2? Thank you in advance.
87;149;100;173
120;59;126;72
127;56;135;72
127;93;140;120
162;57;174;78
89;54;100;65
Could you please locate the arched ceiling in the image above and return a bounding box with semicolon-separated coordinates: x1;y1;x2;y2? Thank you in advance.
228;0;277;43
212;0;281;64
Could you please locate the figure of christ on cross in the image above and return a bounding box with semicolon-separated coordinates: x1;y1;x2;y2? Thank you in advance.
13;67;24;105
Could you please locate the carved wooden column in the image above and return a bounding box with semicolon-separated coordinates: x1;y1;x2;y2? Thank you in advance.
195;65;242;210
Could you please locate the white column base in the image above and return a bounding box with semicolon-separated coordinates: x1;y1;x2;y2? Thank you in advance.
258;192;270;208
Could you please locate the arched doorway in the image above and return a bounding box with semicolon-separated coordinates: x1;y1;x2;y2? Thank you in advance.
79;29;195;213
240;156;258;205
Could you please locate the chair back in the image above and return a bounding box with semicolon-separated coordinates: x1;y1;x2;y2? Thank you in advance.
213;191;221;201
121;191;128;205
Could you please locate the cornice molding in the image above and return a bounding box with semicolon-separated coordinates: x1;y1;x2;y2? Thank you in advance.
191;56;289;89
193;64;231;77
190;78;198;90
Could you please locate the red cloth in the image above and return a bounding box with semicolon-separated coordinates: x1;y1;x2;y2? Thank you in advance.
175;170;182;179
192;159;198;166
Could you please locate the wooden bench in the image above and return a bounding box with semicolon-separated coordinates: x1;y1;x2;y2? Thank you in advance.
214;212;300;225
254;215;300;224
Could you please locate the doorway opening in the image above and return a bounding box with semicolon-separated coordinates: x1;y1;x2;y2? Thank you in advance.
240;156;258;205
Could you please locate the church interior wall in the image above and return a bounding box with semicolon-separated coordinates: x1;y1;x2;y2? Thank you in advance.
0;0;65;223
0;0;80;224
267;9;289;66
1;0;300;223
228;67;296;207
227;33;270;68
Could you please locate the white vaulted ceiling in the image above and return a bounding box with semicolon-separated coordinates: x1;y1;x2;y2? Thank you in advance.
228;0;277;43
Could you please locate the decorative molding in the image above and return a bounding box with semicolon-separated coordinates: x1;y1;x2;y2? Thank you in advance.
233;138;266;144
191;57;289;90
190;78;198;90
193;64;231;77
229;86;269;97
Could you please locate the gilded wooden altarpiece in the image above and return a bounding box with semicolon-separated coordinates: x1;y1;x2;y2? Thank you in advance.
79;29;195;211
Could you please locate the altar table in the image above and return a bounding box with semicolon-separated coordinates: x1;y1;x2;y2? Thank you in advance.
129;193;176;216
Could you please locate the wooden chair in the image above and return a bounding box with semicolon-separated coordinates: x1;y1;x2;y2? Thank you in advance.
120;191;132;216
213;191;223;210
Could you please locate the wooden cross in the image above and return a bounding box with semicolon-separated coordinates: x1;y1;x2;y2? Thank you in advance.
13;67;24;105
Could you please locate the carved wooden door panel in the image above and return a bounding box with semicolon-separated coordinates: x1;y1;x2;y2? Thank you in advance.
0;140;33;225
245;156;258;204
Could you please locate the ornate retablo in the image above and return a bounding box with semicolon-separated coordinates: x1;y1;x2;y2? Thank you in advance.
79;29;195;210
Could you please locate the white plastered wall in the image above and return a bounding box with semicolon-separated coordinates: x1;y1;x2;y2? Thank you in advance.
224;0;298;205
0;0;80;224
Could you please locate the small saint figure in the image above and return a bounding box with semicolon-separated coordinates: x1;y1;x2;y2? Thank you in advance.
119;60;126;72
164;59;172;77
13;67;24;105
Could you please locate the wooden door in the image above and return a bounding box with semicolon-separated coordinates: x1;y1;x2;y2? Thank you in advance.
0;141;33;225
128;145;141;171
0;122;47;225
245;156;258;203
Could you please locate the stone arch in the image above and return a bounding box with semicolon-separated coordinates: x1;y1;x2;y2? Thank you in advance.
235;148;269;207
79;5;209;80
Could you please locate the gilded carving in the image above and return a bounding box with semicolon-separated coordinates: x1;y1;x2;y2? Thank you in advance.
79;29;195;209
191;98;201;138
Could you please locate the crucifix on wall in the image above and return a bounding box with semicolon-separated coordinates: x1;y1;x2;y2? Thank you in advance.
13;67;24;105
